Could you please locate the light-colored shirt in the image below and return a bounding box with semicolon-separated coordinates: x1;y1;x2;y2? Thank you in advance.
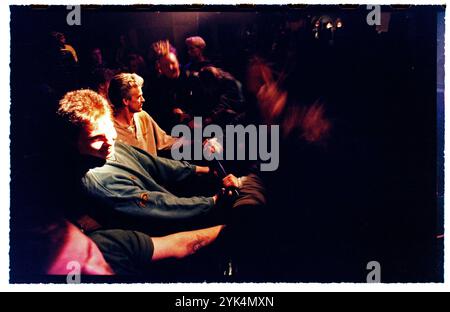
114;111;176;156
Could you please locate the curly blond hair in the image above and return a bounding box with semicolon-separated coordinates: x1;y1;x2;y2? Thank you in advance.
58;89;112;130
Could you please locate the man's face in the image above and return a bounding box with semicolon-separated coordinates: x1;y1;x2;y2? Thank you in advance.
77;115;117;160
159;53;180;79
187;45;202;61
124;86;145;113
91;48;103;65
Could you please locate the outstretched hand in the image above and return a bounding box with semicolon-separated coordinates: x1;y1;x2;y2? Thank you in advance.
222;174;240;189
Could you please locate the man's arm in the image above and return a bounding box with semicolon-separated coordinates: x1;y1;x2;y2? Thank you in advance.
132;145;209;184
195;165;210;175
90;225;225;274
83;169;218;222
151;224;225;260
107;189;215;222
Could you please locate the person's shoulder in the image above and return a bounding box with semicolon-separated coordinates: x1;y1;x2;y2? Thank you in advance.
109;141;136;161
135;111;151;120
135;111;154;128
116;140;155;160
81;167;101;190
115;141;133;154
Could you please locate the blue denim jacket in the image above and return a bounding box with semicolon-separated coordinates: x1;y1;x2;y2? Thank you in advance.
82;142;214;225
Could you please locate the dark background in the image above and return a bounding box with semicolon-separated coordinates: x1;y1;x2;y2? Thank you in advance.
10;5;444;282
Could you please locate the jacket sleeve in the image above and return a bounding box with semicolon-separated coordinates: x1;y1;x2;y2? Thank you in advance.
126;144;197;184
83;172;215;222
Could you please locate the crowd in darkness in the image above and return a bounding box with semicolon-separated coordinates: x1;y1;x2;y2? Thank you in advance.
10;6;443;282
